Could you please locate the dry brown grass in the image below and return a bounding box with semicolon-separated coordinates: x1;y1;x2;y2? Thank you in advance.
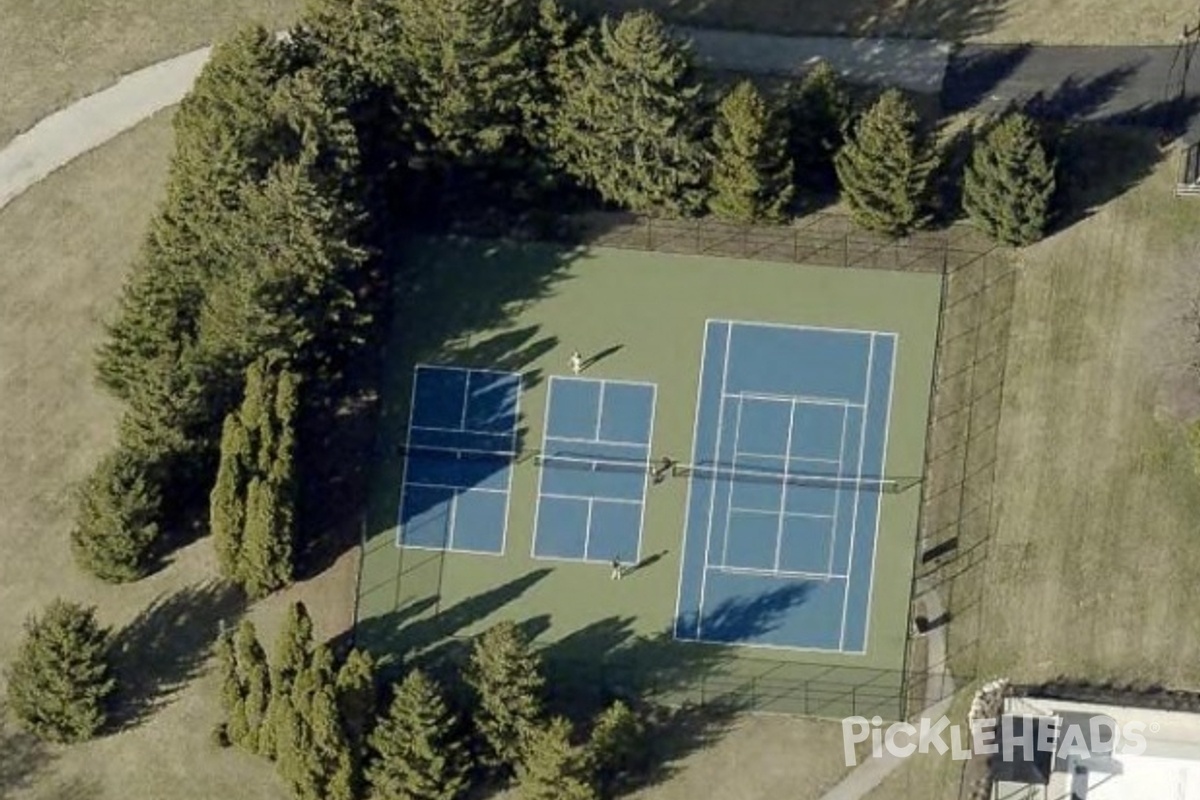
0;110;356;800
0;0;299;145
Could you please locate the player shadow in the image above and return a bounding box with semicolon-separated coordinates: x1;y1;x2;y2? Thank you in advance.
107;580;245;731
582;343;624;371
619;549;668;578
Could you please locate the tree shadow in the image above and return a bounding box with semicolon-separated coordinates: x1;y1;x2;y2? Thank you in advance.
107;580;245;731
346;568;553;670
0;708;54;797
567;0;1006;41
941;44;1034;114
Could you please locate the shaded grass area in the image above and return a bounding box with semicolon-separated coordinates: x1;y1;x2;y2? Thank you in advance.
0;0;299;145
0;111;357;800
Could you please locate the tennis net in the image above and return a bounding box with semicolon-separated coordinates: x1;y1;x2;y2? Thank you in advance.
671;463;903;493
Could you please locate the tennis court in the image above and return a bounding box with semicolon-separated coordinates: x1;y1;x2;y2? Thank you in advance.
396;365;521;555
674;320;896;653
532;376;656;564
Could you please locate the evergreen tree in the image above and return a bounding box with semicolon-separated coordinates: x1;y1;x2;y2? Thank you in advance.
962;112;1056;245
551;11;707;215
588;701;646;795
276;645;356;800
97;27;291;451
335;648;377;760
197;161;368;399
70;445;161;582
210;357;300;597
365;670;468;800
515;717;596;800
464;621;545;771
218;619;272;753
5;600;115;743
708;80;794;224
211;413;252;579
262;602;316;759
834;89;933;236
787;61;852;195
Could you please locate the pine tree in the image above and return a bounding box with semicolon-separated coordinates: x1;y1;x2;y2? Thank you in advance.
5;600;115;743
211;413;251;579
365;670;468;800
515;717;596;800
70;445;161;582
588;701;646;795
464;621;545;771
218;619;272;753
551;11;707;215
962;112;1056;245
335;648;377;760
834;89;933;237
210;357;300;597
262;602;316;759
276;645;356;800
787;61;852;195
708;80;794;224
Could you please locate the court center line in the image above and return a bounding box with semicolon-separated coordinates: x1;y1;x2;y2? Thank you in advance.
839;332;875;651
719;396;747;570
773;398;799;572
696;321;734;640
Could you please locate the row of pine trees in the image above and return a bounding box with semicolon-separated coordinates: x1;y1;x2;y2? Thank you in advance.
218;609;645;800
68;0;1057;594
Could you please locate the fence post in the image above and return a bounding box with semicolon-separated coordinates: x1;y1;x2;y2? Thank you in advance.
793;227;800;263
647;217;654;250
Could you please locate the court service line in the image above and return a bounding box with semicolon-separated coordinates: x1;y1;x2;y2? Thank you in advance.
405;481;508;495
672;320;717;638
696;321;734;640
772;398;799;572
539;491;642;506
856;333;899;653
718;396;747;570
730;506;833;520
733;390;865;409
715;564;847;581
838;332;875;651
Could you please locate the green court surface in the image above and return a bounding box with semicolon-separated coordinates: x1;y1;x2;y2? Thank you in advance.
357;237;942;719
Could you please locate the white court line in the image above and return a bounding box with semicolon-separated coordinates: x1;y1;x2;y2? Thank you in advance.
540;491;642;506
582;498;595;560
400;542;506;558
595;380;607;441
696;322;734;640
730;506;834;520
838;333;875;651
405;442;518;459
633;383;658;566
415;363;517;379
395;374;423;549
405;480;508;495
732;390;866;409
704;316;882;339
856;333;899;654
458;370;471;429
673;321;717;640
495;375;521;558
713;564;846;581
445;487;461;550
545;433;650;447
718;396;747;570
529;377;558;561
553;375;658;389
772;397;799;572
824;403;852;576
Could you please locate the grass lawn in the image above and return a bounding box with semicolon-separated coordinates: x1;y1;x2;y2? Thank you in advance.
0;110;357;800
0;0;300;146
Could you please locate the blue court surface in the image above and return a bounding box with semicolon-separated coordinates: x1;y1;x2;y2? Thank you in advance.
397;365;521;555
675;321;896;653
533;377;656;564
